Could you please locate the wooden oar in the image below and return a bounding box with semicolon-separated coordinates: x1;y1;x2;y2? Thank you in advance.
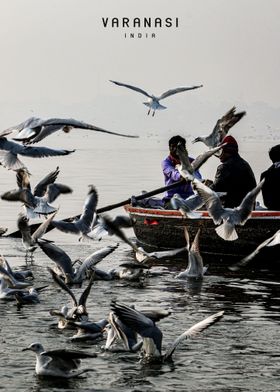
6;178;186;238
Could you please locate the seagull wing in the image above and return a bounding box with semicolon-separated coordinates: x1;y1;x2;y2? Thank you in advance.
148;246;187;259
176;142;194;175
192;179;224;224
40;242;74;278
3;117;42;133
111;302;161;338
52;220;80;234
45;183;73;203
158;85;203;101
236;179;265;224
191;144;225;171
1;189;36;209
101;215;138;251
48;267;77;307
141;309;171;323
41;349;96;360
34;167;60;197
110;80;152;98
229;231;280;270
0;139;26;170
32;212;57;242
266;230;280;247
184;226;191;252
171;193;204;216
218;107;246;135
78;272;95;307
18;145;75;158
76;244;119;280
78;185;98;230
39;117;139;139
164;311;224;360
0;256;14;276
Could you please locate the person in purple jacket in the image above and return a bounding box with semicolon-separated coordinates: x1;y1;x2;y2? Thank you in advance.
161;135;202;208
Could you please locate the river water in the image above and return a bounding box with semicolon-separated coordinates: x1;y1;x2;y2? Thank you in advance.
1;132;280;391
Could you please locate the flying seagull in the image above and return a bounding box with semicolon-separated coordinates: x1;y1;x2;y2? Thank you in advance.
110;80;203;116
229;229;280;271
193;178;265;241
52;185;98;240
175;141;225;181
192;107;246;148
0;129;74;171
17;212;56;259
1;167;72;218
40;241;118;284
4;116;139;144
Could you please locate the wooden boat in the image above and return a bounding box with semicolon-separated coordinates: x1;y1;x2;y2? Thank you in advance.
124;205;280;257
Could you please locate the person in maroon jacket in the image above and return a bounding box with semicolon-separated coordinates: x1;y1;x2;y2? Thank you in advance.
211;136;257;208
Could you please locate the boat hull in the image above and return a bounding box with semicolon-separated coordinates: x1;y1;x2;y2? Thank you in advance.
124;205;280;257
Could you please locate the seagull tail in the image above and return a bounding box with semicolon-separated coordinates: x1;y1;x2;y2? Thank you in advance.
143;102;167;110
0;151;26;171
215;222;238;241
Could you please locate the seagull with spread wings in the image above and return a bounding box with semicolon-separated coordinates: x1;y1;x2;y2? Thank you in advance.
192;106;246;148
111;301;224;363
229;229;280;271
1;167;72;218
193;178;265;241
175;141;225;181
5;116;138;144
52;185;98;240
40;242;118;284
110;80;203;116
0;129;74;171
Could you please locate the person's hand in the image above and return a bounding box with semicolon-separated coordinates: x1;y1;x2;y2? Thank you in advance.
202;179;213;187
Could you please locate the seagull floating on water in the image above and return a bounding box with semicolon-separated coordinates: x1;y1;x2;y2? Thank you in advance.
4;116;138;144
15;286;48;306
22;342;96;378
110;80;203;116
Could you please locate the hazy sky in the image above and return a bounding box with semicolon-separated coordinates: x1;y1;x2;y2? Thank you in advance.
0;0;279;222
0;0;279;159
